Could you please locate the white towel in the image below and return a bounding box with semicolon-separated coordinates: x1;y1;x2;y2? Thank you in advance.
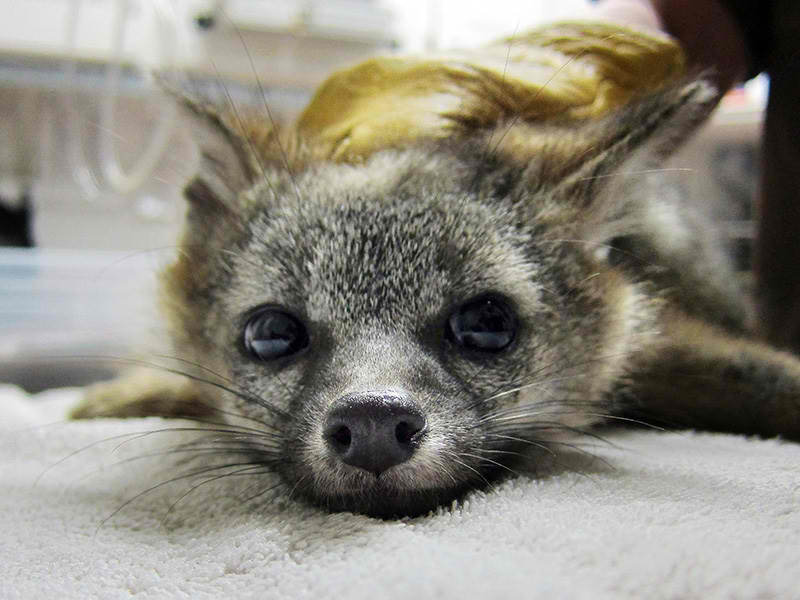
1;384;798;599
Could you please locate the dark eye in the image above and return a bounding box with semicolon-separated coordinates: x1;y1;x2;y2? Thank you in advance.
446;296;517;353
243;308;308;361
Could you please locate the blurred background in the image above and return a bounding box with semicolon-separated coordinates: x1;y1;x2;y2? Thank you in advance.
0;0;765;392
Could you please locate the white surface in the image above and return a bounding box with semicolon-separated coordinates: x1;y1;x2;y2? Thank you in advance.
1;385;798;599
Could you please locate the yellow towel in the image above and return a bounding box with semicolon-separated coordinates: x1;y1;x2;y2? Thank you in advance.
295;21;685;162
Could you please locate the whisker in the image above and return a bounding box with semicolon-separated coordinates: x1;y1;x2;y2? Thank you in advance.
147;353;234;385
238;479;286;504
540;238;662;270
473;351;640;411
35;423;275;486
486;421;620;450
68;446;277;490
484;326;663;403
91;245;197;279
33;423;247;482
160;463;277;526
479;447;528;460
486;37;619;157
95;460;270;535
580;413;665;431
576;167;695;182
483;432;555;455
442;450;495;492
109;426;280;455
476;395;600;422
219;247;268;271
538;440;615;473
489;429;613;472
184;432;281;448
464;327;662;414
60;354;288;419
428;456;460;488
209;59;269;181
222;9;303;204
460;451;518;475
286;473;310;503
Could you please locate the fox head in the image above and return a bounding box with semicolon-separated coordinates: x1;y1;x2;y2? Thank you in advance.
161;79;719;516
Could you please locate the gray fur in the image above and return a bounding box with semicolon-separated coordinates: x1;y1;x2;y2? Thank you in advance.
75;79;800;517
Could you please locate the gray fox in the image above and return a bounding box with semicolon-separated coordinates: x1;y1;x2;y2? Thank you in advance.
73;22;799;517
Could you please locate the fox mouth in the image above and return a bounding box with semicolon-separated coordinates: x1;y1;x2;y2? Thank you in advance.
286;452;511;518
299;477;482;519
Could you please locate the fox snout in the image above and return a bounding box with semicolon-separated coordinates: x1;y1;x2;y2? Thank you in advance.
323;391;427;476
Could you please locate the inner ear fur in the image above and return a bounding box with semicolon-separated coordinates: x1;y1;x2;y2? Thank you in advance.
562;78;717;194
179;97;260;209
490;78;717;198
177;96;305;217
484;77;718;244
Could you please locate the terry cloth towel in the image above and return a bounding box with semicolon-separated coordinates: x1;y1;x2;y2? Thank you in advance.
1;384;798;599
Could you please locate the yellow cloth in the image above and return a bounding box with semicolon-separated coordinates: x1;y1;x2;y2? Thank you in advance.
295;21;685;162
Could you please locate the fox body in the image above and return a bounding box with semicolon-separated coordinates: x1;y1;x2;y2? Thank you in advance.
74;26;800;518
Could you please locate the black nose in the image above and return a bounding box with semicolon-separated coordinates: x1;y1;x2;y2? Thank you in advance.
323;392;426;476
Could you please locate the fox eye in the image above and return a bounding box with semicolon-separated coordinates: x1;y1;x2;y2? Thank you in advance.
243;308;309;361
446;296;516;353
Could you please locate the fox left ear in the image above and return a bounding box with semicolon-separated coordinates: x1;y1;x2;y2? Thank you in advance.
558;78;718;202
492;78;718;245
490;78;718;212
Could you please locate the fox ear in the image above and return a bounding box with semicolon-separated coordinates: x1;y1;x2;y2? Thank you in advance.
490;78;718;211
177;97;263;217
558;78;718;203
490;78;718;246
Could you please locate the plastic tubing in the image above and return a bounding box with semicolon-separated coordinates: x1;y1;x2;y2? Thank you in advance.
63;0;102;199
97;0;177;195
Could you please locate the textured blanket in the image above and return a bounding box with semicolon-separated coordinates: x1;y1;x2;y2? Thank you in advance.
1;384;798;599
